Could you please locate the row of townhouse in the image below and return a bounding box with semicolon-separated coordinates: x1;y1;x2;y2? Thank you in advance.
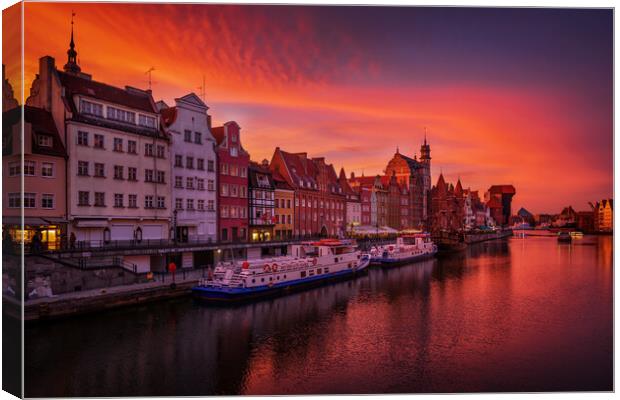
2;33;436;270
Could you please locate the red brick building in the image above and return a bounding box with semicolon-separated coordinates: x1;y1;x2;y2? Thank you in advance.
212;121;250;242
484;185;516;226
430;174;466;232
269;148;346;237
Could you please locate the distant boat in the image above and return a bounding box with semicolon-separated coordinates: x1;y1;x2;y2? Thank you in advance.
557;232;572;243
569;231;584;239
369;233;437;266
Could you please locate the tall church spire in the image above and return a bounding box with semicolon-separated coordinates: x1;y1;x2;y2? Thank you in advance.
64;11;81;74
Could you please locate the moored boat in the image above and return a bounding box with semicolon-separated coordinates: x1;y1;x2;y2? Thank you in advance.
192;239;370;302
369;233;437;266
557;231;572;243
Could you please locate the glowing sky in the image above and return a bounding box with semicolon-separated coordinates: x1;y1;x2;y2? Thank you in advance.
8;3;614;213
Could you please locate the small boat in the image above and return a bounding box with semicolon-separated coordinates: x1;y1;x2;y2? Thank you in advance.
192;239;370;302
369;233;437;266
557;232;572;243
569;231;584;239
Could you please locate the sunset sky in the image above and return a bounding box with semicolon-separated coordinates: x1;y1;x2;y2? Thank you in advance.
5;3;613;214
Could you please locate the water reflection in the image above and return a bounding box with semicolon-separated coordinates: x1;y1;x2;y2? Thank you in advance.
25;236;612;396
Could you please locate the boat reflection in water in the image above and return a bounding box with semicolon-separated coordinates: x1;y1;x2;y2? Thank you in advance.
25;236;612;396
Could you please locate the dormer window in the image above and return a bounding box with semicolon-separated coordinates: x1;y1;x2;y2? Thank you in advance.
230;147;238;157
37;135;52;147
231;134;237;143
80;99;103;117
139;114;156;128
107;107;135;124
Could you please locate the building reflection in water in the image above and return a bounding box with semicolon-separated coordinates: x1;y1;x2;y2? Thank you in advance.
25;236;612;396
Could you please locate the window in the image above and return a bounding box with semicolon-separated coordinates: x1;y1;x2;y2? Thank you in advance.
24;161;35;176
194;132;202;144
145;169;154;182
113;138;123;152
287;199;291;208
78;161;89;176
175;176;183;188
175;155;183;167
186;157;194;169
221;184;229;196
156;170;165;184
37;135;52;147
184;130;192;142
128;194;137;208
24;193;36;208
230;147;238;157
186;177;194;190
240;186;247;198
230;206;238;218
156;145;165;158
145;195;154;209
197;199;205;211
208;180;214;191
207;200;215;211
230;165;238;176
197;158;204;170
128;167;137;181
157;196;165;209
221;206;229;218
145;143;154;157
240;167;247;178
127;140;137;154
94;192;106;207
220;163;228;175
94;134;105;149
80;100;103;117
78;132;89;147
8;193;20;208
197;178;205;190
94;163;105;177
207;160;214;172
186;199;194;210
114;165;124;180
8;162;20;176
230;185;238;197
139;114;156;128
114;193;124;208
107;107;135;124
175;198;183;210
78;191;90;206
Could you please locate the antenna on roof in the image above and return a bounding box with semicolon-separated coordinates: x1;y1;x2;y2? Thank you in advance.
145;67;155;91
197;75;206;102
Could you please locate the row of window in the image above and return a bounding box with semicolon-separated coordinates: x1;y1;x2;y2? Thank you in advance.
275;198;292;209
299;211;344;223
183;130;203;144
250;190;274;200
295;197;345;210
220;162;247;177
221;183;247;198
274;214;293;225
8;161;54;177
174;176;214;191
220;205;248;219
174;198;215;211
78;131;166;158
80;100;157;128
8;193;54;209
77;161;166;184
78;191;165;209
174;155;215;171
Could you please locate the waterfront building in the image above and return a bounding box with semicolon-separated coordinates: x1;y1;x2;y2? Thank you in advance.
384;140;431;230
248;161;276;242
554;206;577;227
383;173;403;230
359;185;372;226
430;174;466;232
339;168;361;235
576;211;595;233
592;199;613;232
484;185;516;226
26;39;171;258
159;93;217;243
3;105;68;250
269;148;346;237
212;121;250;243
512;207;535;226
272;169;294;240
349;174;388;232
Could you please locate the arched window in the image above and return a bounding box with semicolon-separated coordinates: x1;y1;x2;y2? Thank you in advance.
134;227;143;243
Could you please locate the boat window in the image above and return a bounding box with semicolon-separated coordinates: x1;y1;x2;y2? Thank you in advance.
277;276;280;280
334;257;338;263
261;278;265;282
252;279;255;283
269;277;272;281
301;271;306;278
309;270;314;276
284;275;287;279
317;268;322;274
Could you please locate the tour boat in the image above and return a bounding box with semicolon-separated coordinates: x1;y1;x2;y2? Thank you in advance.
557;231;572;243
569;231;584;239
369;233;437;266
192;239;371;301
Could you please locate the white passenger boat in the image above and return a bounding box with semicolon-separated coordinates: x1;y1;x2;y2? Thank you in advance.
369;233;437;266
192;239;370;301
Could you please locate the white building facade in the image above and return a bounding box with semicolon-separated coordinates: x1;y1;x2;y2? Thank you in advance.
160;93;218;242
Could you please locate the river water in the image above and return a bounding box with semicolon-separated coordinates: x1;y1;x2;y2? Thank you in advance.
24;235;613;396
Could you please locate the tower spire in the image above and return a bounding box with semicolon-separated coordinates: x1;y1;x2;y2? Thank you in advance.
64;11;81;74
424;126;427;145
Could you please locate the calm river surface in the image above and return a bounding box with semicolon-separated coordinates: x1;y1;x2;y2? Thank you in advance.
25;236;613;396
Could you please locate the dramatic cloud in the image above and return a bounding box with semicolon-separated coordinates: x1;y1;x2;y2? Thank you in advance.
18;3;613;214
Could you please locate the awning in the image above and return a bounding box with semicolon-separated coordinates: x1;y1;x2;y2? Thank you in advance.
2;216;68;226
74;219;108;228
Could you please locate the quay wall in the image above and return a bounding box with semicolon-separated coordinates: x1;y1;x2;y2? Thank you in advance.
463;229;513;244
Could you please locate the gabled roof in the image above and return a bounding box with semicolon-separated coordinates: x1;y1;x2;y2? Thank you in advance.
3;106;67;157
248;161;275;190
272;169;294;191
57;70;156;113
176;93;208;109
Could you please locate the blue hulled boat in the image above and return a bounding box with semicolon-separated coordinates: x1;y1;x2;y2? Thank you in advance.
369;233;437;266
